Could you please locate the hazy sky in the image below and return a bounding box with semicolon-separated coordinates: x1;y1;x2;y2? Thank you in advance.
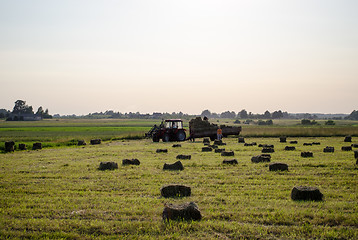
1;0;357;115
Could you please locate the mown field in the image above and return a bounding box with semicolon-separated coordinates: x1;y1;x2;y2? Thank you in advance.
0;119;357;239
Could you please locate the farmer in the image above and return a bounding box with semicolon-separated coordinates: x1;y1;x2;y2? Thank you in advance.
217;128;223;140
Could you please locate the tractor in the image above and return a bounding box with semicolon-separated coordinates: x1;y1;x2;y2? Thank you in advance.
146;119;186;142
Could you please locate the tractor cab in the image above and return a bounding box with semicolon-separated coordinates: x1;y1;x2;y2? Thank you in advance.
164;119;183;129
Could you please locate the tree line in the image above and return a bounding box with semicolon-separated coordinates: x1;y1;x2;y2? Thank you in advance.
1;100;52;120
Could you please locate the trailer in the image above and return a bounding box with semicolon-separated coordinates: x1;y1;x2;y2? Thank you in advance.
189;117;241;141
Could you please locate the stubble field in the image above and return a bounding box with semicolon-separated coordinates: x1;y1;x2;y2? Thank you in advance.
1;121;357;239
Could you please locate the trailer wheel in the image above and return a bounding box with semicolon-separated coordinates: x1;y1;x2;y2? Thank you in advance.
163;133;170;142
176;131;186;141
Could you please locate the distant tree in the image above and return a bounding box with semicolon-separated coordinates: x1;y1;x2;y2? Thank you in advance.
220;111;236;119
282;111;289;118
345;110;358;120
238;109;248;119
272;110;283;119
43;109;52;119
263;110;271;119
36;106;44;116
12;100;33;114
0;109;10;119
201;109;211;118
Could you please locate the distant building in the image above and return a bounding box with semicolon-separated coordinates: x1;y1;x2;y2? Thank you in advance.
7;113;42;121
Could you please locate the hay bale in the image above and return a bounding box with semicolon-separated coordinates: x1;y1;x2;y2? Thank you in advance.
99;161;118;170
213;140;226;146
259;144;274;148
342;146;352;151
223;159;238;164
122;159;140;165
290;141;298;144
5;141;15;152
301;152;313;158
221;151;234;156
262;147;275;153
280;136;287;143
172;144;181;148
238;137;245;143
163;161;184;171
202;147;212;152
162;202;202;221
160;184;191;198
344;136;352;142
90;139;101;145
156;149;168;153
18;143;26;150
203;138;210;144
351;144;358;148
285;146;295;151
303;143;312;146
269;162;288;171
323;146;334;153
291;186;323;201
32;142;42;150
251;154;271;163
244;143;256;147
176;154;191;160
77;140;86;146
215;148;225;153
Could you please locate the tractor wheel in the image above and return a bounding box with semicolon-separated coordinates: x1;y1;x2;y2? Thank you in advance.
163;133;170;142
176;131;186;141
152;135;159;142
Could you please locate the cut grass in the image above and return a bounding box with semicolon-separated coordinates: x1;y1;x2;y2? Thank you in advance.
0;136;357;239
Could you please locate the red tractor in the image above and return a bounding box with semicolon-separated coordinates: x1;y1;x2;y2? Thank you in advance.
147;119;186;142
